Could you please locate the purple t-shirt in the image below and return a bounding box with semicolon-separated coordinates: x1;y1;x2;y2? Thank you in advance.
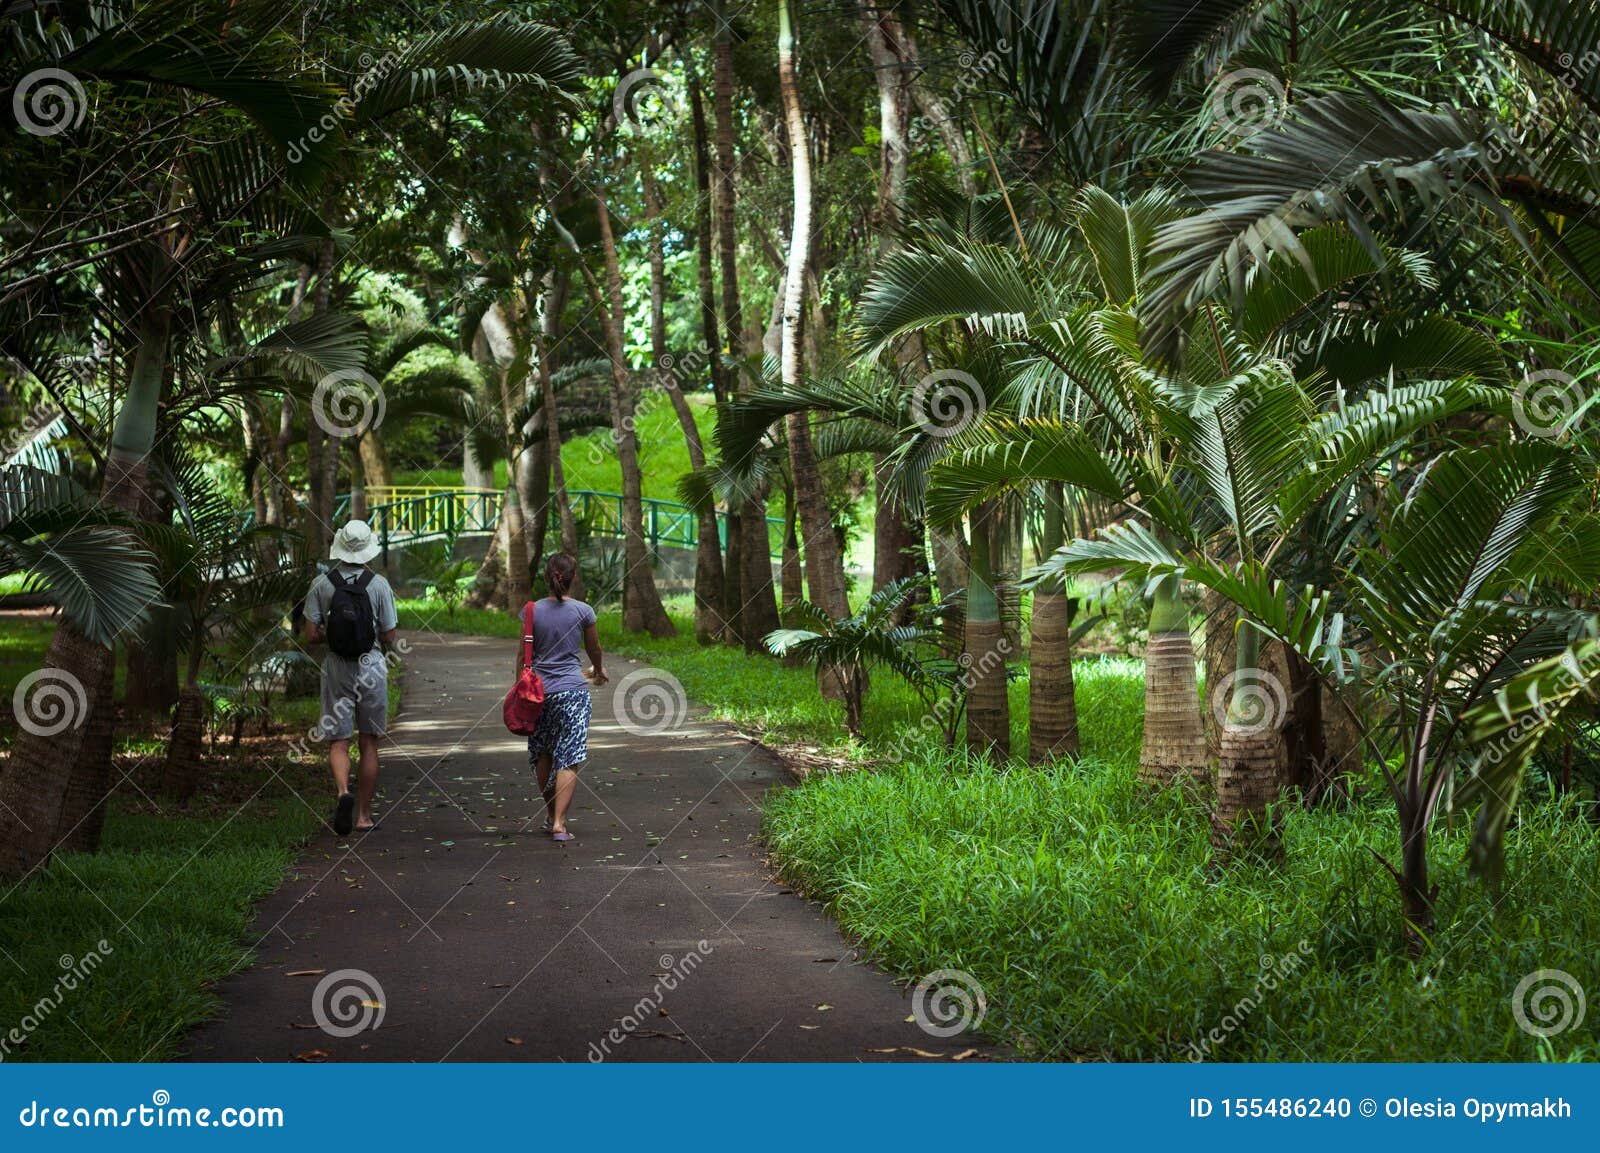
528;596;597;694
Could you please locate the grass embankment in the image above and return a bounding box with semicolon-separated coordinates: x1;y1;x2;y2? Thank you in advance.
398;596;1600;1062
0;619;400;1061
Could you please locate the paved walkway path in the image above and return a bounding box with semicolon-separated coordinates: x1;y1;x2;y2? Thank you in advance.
183;634;987;1062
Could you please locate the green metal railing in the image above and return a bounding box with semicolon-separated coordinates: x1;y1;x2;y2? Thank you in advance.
362;486;784;558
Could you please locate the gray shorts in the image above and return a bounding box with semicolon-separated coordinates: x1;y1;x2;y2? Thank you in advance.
316;650;389;741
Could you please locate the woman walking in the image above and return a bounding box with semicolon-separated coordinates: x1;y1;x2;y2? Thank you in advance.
519;553;606;841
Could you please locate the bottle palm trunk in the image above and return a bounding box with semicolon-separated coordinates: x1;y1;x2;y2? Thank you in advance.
1210;625;1285;860
1029;483;1079;762
1139;572;1207;789
964;503;1010;759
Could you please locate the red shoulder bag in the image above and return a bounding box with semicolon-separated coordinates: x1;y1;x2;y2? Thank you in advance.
503;601;546;734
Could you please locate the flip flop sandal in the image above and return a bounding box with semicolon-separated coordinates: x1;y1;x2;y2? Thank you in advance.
551;831;575;843
333;792;355;836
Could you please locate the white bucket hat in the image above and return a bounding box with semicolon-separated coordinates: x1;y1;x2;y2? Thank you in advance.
329;519;382;564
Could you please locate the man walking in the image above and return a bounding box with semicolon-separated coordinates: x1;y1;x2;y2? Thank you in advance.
303;519;399;835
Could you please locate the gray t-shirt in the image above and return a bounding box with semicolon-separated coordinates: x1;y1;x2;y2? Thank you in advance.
305;564;398;654
527;596;596;694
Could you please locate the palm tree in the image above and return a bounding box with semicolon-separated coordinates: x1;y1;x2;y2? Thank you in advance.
145;455;308;801
0;466;160;875
765;577;944;739
1050;437;1596;940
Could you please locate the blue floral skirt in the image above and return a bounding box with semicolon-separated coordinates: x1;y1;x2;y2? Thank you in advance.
527;688;592;775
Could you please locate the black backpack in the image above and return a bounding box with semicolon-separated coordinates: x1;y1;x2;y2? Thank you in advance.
326;568;377;659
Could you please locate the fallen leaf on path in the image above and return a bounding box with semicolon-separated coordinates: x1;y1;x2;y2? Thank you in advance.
505;1037;524;1046
293;1049;330;1062
815;1004;833;1011
798;1025;820;1031
952;1049;979;1061
285;969;326;977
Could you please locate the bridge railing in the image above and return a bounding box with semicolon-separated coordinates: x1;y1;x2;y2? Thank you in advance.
363;486;784;558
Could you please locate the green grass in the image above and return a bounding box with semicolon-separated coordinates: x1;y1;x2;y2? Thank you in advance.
0;770;324;1061
762;758;1600;1061
0;620;395;1061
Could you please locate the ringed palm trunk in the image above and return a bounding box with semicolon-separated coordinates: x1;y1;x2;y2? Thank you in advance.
1210;624;1285;861
1029;483;1079;763
963;503;1010;759
1139;572;1207;789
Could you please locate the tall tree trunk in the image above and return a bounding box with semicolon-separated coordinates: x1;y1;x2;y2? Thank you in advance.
488;303;530;612
963;502;1010;759
872;456;917;595
308;235;339;554
465;523;504;609
860;0;912;244
642;161;725;643
358;430;393;493
594;183;675;637
1029;482;1079;763
781;478;803;612
689;72;729;411
1140;573;1208;789
778;0;847;626
536;272;580;558
714;6;779;648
